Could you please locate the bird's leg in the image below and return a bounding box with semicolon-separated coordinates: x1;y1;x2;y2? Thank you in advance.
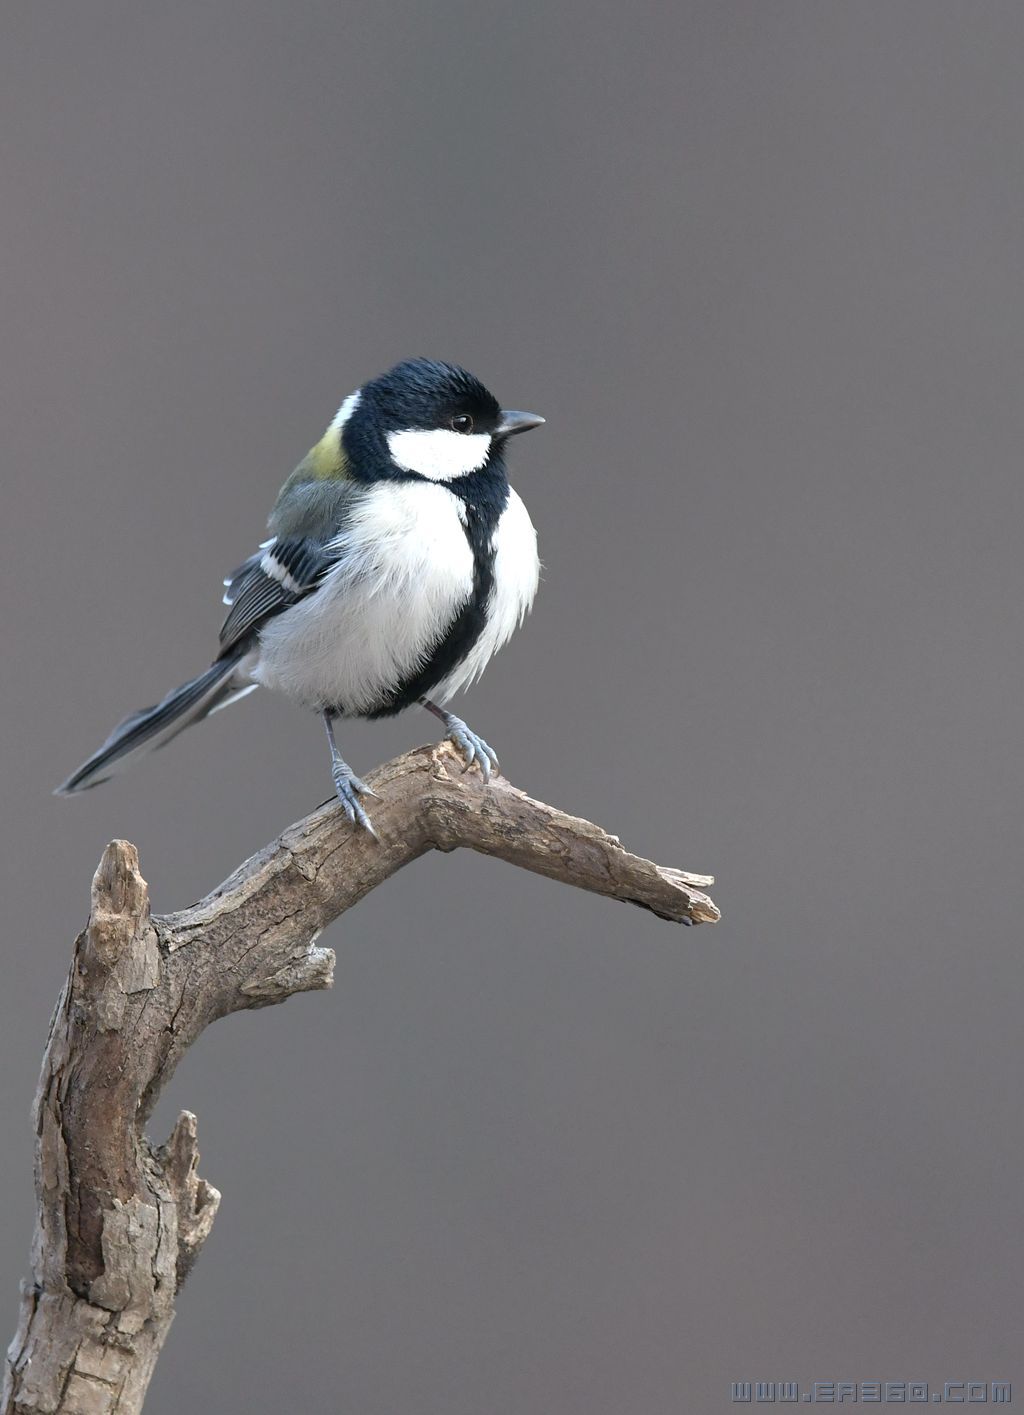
419;698;499;782
323;713;379;837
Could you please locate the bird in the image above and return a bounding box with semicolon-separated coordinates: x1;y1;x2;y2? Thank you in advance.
56;358;544;835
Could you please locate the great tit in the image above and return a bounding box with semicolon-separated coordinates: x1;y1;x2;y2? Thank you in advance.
57;358;544;834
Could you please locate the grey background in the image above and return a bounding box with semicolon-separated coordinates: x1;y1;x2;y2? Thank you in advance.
2;2;1021;1410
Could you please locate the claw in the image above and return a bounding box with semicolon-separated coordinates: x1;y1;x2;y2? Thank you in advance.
323;713;379;839
418;700;499;784
331;768;379;839
445;717;498;782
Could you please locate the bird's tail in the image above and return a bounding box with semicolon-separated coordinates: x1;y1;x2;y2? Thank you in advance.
55;650;256;795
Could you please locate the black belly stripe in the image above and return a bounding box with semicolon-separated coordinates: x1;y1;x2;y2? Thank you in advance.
341;471;509;720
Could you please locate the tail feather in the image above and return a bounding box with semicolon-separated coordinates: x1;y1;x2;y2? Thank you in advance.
56;652;253;795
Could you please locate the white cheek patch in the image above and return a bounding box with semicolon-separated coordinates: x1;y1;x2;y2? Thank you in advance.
330;389;362;431
387;427;491;482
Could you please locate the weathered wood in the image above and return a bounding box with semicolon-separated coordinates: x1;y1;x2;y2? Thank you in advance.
4;743;718;1413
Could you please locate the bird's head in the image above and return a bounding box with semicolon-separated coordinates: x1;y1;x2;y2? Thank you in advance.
320;358;544;485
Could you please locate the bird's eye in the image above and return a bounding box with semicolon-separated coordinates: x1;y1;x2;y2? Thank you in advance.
451;414;474;433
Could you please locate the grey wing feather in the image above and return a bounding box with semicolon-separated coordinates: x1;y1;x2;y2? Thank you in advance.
217;535;339;656
218;481;360;656
222;548;267;606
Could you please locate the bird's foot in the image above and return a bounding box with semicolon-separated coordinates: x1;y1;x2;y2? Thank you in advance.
331;764;379;838
442;714;499;782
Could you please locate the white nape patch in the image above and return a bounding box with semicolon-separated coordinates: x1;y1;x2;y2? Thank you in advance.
433;488;540;703
330;389;361;431
387;427;491;482
260;547;302;594
253;481;475;715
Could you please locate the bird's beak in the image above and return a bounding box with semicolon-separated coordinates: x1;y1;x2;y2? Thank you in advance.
496;409;545;437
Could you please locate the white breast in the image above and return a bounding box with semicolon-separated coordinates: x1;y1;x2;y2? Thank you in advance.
432;488;540;703
253;481;474;714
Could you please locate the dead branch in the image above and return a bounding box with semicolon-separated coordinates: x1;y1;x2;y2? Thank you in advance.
3;743;718;1414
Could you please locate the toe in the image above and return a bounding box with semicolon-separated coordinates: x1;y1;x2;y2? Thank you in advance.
451;728;475;770
333;774;378;837
351;798;378;838
443;719;498;782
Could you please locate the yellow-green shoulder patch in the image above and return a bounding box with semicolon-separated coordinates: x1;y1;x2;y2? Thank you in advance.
307;428;349;480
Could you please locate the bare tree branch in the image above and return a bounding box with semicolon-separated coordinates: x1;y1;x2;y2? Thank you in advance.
3;743;718;1414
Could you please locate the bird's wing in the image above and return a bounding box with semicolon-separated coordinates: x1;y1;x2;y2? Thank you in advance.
217;535;340;656
222;548;267;608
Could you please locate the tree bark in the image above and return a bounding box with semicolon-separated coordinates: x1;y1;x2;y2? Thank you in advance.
3;743;718;1413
